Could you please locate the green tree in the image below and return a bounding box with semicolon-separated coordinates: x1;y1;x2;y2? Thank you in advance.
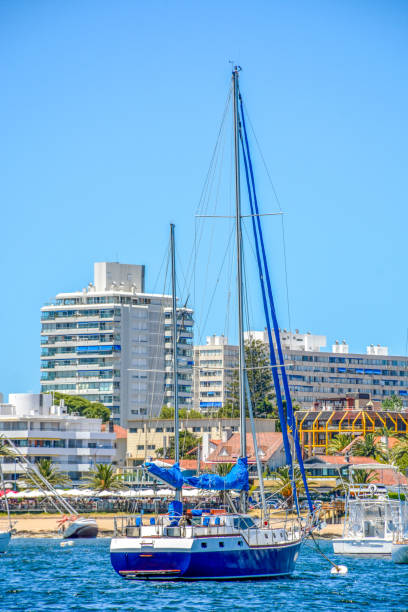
268;465;313;507
215;405;240;418
391;435;408;472
382;395;403;412
335;468;378;493
19;458;71;488
156;431;200;459
159;405;175;419
82;463;124;491
327;433;353;455
0;437;15;457
82;402;111;422
214;462;233;476
51;392;110;423
222;339;276;418
159;406;203;419
352;433;386;460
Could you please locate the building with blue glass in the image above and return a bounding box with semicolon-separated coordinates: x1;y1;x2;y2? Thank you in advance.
40;262;193;427
246;329;408;410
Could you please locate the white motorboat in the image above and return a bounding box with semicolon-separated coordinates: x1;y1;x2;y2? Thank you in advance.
62;516;98;539
391;502;408;563
333;464;407;556
392;541;408;564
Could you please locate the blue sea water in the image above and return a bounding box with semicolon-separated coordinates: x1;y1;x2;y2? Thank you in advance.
0;538;407;611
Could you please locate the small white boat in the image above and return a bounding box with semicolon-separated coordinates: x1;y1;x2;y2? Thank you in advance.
333;464;407;556
0;530;11;554
62;517;98;539
392;541;408;564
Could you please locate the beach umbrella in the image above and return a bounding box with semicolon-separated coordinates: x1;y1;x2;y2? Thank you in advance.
23;489;46;498
81;489;96;497
120;490;138;498
0;489;15;497
64;488;86;497
3;491;21;499
54;489;67;496
135;488;155;498
97;490;116;497
156;488;175;497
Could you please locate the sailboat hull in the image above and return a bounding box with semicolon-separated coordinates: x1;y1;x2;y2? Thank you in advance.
111;537;301;580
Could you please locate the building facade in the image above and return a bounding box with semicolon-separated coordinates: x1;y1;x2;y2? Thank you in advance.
246;329;408;410
126;417;276;463
0;393;115;484
296;392;408;457
193;335;239;413
40;262;193;427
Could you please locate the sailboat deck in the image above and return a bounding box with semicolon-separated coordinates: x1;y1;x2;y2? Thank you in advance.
113;514;303;546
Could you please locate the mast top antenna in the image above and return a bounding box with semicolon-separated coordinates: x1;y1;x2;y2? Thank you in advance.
228;61;242;73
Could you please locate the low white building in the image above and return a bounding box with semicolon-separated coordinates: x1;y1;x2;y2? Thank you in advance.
0;393;116;485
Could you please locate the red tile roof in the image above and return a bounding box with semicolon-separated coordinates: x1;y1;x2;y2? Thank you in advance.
101;424;127;439
162;459;212;470
207;432;284;464
307;455;407;485
313;455;380;466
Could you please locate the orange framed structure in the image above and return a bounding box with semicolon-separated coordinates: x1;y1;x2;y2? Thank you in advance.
295;409;408;457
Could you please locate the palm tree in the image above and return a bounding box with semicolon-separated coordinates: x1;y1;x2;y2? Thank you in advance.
350;469;377;485
36;458;71;488
214;462;233;477
336;468;377;492
352;434;386;460
327;434;353;455
82;463;124;491
391;435;408;472
0;437;15;457
268;465;313;507
18;458;71;489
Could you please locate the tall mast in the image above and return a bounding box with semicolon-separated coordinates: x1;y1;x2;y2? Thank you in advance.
232;67;246;462
170;224;180;501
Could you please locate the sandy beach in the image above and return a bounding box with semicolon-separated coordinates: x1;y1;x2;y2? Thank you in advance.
5;513;344;539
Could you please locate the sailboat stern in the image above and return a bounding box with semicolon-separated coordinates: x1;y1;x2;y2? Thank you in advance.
110;536;192;579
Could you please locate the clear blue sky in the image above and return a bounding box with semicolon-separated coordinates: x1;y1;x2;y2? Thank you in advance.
1;1;407;399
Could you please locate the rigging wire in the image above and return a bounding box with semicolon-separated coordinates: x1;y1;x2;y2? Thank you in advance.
242;101;293;340
198;223;235;344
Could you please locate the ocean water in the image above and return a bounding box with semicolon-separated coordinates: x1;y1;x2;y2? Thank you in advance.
1;538;407;611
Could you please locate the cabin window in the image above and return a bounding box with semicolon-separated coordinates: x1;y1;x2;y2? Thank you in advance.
238;541;243;546
201;542;207;548
219;542;224;548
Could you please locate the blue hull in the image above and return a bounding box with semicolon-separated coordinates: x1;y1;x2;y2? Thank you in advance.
111;542;301;580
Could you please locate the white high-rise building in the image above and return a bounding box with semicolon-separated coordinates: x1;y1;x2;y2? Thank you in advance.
193;335;239;413
40;263;193;427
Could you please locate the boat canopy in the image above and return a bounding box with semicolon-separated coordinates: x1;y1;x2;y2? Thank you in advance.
184;457;249;491
145;457;249;491
144;461;184;489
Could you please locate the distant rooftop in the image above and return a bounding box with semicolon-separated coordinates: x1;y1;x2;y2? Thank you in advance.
245;329;388;355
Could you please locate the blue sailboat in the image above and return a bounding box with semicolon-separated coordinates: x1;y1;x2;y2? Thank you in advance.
110;67;316;580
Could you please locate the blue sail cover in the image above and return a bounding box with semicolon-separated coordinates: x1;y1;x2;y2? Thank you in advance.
145;461;184;489
184;458;249;491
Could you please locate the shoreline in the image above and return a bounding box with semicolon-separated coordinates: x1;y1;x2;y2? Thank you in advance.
3;513;344;539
